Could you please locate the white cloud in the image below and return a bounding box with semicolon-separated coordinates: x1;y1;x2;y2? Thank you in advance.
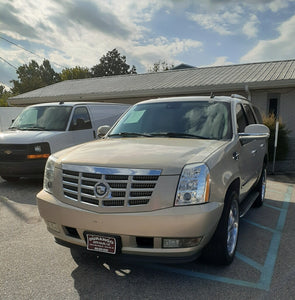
242;14;260;38
202;56;234;67
129;37;203;69
187;12;234;35
267;0;290;12
241;14;295;62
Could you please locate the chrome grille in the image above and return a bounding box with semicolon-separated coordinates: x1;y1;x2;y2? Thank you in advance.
62;165;161;208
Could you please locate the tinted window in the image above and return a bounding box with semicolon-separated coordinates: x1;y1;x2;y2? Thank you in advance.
252;106;263;124
243;104;256;124
69;107;92;130
236;104;248;133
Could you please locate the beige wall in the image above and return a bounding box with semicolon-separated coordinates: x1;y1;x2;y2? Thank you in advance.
252;89;295;138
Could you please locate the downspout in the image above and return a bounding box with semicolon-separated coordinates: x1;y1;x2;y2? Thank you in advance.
245;84;252;101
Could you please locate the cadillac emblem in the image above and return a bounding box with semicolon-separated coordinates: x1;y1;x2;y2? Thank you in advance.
94;182;109;198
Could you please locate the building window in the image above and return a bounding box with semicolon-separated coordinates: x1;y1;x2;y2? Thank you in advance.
268;94;280;118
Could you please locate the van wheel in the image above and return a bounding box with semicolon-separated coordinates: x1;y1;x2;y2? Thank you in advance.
1;176;20;182
201;190;239;265
253;166;267;207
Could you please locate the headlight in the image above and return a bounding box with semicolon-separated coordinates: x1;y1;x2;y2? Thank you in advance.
27;142;51;159
175;163;210;206
43;155;57;194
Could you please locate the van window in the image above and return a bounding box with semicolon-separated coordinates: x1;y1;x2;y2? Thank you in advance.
69;107;92;131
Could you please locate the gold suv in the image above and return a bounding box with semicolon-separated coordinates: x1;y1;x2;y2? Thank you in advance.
37;95;269;265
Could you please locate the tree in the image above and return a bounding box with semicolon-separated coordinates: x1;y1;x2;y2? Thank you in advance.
148;60;175;73
91;49;137;77
60;66;92;81
11;59;61;95
0;85;12;106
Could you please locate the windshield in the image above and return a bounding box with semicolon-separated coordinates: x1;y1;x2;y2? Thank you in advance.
10;106;73;131
109;101;232;140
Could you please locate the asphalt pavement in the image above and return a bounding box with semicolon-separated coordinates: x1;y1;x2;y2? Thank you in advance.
0;174;294;299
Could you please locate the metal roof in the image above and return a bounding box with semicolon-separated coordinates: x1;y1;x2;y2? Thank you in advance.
8;59;295;105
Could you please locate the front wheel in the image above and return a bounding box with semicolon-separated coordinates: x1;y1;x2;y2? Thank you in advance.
201;190;240;265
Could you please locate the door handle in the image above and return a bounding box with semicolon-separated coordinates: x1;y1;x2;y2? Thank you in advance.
251;149;257;155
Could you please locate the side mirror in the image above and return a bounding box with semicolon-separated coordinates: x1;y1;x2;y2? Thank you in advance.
239;124;270;140
97;125;111;138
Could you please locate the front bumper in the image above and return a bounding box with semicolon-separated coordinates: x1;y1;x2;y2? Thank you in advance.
37;190;223;262
0;159;47;178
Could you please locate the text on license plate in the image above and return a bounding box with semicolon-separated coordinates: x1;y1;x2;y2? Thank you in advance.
86;234;117;254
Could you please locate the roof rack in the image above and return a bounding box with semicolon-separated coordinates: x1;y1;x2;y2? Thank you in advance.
231;94;247;100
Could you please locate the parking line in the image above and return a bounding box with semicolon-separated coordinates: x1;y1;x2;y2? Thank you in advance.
235;252;264;272
259;185;293;291
241;219;277;233
144;185;293;291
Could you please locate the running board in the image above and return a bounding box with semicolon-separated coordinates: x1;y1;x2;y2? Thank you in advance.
239;191;259;218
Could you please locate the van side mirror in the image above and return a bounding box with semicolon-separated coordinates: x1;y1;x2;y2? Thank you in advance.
239;124;270;141
97;125;111;138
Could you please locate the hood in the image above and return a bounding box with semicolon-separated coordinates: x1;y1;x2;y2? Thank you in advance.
56;137;227;175
0;130;64;144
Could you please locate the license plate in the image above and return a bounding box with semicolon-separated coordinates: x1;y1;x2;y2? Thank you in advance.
86;234;117;255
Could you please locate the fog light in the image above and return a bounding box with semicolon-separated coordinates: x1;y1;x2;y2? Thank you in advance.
162;237;202;248
47;221;60;233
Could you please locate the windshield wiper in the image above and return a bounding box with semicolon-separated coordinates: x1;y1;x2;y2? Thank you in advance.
20;126;46;131
108;132;152;138
149;132;210;139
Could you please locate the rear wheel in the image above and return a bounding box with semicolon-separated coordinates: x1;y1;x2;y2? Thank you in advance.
201;190;240;265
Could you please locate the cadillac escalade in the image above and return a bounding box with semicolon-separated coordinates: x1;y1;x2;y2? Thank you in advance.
37;95;269;265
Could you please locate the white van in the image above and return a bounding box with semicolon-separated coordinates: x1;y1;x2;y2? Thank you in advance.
0;102;130;181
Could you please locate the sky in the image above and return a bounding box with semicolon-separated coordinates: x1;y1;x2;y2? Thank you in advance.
1;0;295;90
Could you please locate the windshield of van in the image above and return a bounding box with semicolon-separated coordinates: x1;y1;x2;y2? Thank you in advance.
10;106;73;131
109;101;232;140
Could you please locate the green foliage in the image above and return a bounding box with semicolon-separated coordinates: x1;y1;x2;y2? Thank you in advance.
91;48;137;77
263;114;290;161
148;60;175;73
60;66;91;81
11;59;61;95
6;49;137;95
0;85;12;106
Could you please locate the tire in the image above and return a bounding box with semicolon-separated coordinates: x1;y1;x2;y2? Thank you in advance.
201;190;240;265
253;165;267;207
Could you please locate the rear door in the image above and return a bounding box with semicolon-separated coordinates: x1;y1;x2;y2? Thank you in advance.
243;103;266;177
235;103;259;197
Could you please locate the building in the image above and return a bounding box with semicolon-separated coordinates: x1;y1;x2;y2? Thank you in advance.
8;59;295;172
